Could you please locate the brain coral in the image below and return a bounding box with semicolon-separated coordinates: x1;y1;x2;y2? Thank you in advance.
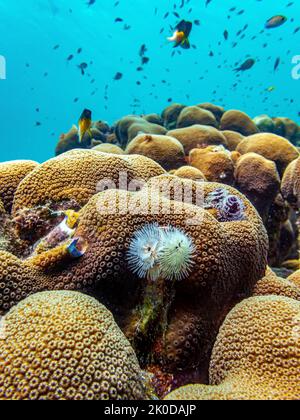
125;134;186;171
237;133;299;176
0;291;148;400
220;110;259;136
281;157;300;208
165;296;300;400
0;160;39;213
12;149;165;214
167;125;228;155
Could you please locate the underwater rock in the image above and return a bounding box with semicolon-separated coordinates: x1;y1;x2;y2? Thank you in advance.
165;296;300;400
0;160;39;213
253;114;276;133
0;291;150;400
234;152;281;221
189;146;235;185
237;133;299;177
125;134;186;171
176;106;218;129
168;125;228;156
220;110;259;136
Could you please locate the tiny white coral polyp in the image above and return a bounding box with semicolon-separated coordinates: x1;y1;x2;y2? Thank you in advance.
127;223;162;281
159;227;196;281
127;224;196;282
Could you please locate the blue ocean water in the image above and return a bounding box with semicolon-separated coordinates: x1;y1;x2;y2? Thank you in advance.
0;0;299;163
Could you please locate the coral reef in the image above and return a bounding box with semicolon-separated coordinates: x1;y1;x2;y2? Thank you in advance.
165;296;300;400
2;100;300;401
0;291;149;400
168;125;228;155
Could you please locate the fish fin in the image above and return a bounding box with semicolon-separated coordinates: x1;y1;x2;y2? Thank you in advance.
181;38;191;49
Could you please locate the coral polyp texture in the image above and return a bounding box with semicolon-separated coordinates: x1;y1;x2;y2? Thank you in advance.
0;160;39;213
0;291;149;400
165;296;300;400
1;97;300;401
12;149;165;214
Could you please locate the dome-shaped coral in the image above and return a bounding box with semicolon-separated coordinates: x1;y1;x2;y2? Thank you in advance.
234;153;281;221
221;130;244;151
189;146;235;185
92;144;125;155
253;268;300;301
220;110;259;136
177;106;218;129
115;116;167;148
12;149;165;214
125;134;186;171
0;160;39;213
237;133;299;176
168;125;228;156
0;291;149;400
281;157;300;209
172;166;206;182
165;296;300;400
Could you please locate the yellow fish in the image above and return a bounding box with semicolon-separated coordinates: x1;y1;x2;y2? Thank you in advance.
167;20;193;49
78;109;92;143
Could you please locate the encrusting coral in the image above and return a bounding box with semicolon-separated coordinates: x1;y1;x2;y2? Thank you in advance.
0;291;150;400
165;296;300;400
